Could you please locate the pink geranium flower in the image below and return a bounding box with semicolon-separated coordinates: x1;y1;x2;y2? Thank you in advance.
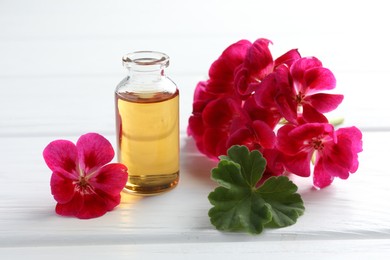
257;57;344;124
277;123;363;188
43;133;128;219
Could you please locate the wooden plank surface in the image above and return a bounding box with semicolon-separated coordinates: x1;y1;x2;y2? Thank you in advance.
1;0;389;258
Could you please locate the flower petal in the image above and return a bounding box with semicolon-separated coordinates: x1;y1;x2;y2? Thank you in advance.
290;57;323;88
89;163;128;196
255;65;290;108
283;152;312;177
235;38;274;96
50;173;76;204
188;115;204;138
276;124;300;155
244;96;281;128
55;192;83;217
305;93;344;113
208;40;251;94
202;97;244;127
94;191;121;212
262;149;285;177
210;39;251;80
274;49;301;68
289;123;334;140
203;128;229;159
302;104;329;123
226;127;258;151
247;38;274;79
335;127;363;173
191;81;215;113
313;157;334;188
76;133;115;173
304;67;336;93
275;93;298;125
253;120;276;149
74;192;109;219
43;140;78;179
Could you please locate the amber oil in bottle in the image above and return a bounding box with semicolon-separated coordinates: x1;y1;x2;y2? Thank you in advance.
115;51;179;195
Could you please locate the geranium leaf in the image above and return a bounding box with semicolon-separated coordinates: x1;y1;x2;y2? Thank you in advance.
209;160;272;234
219;145;266;186
209;145;305;234
210;160;248;189
258;176;305;228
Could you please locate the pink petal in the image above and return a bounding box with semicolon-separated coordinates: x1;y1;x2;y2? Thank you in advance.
221;39;252;61
207;79;235;95
301;104;329;123
305;93;344;113
76;133;115;174
89;163;128;196
262;149;285;176
313;157;334;188
254;73;278;108
226;127;256;150
336;126;363;154
252;120;276;149
50;173;76;204
289;123;333;140
244;96;281;129
276;124;299;155
275;93;298;125
43;140;78;179
55;192;83;217
235;38;274;96
203;128;229;159
324;139;354;176
283;152;312;177
234;65;253;97
335;126;363;172
304;67;336;93
247;38;274;79
188;115;209;156
187;115;204;138
94;191;121;212
290;57;323;86
323;155;351;180
208;40;251;94
202;97;243;127
211;39;252;80
192;81;218;110
74;192;109;219
274;49;301;68
254;64;291;107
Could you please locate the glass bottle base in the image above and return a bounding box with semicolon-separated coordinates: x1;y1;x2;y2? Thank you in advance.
123;172;179;196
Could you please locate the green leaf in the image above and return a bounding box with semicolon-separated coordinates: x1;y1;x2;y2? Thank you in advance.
208;145;305;235
219;145;266;187
208;160;272;234
258;176;305;228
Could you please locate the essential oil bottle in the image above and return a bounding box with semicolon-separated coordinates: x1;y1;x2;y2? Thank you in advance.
115;51;179;195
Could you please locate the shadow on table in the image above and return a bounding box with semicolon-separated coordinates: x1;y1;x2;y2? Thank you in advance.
180;136;217;188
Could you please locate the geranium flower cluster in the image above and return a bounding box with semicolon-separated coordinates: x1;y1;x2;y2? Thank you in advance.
188;38;363;188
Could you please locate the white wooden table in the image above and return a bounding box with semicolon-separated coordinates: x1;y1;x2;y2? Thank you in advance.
1;0;389;259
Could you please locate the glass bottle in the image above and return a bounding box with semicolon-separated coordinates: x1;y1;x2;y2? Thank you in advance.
115;51;179;195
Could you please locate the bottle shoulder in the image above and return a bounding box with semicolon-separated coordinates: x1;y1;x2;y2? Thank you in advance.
116;88;178;103
116;76;177;93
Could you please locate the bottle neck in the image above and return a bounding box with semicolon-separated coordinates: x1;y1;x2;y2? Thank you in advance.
122;51;169;84
127;65;166;83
